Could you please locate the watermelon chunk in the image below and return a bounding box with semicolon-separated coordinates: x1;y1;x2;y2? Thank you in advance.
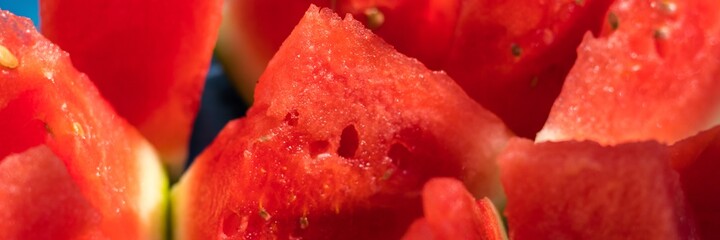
443;0;613;138
173;5;511;239
537;0;720;144
0;11;166;239
221;0;614;138
217;0;461;102
498;138;694;239
401;178;506;240
39;0;223;176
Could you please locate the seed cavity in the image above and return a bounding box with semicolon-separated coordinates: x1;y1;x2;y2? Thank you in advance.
284;110;299;126
221;212;247;238
387;143;410;168
0;45;18;69
364;7;385;30
337;125;359;159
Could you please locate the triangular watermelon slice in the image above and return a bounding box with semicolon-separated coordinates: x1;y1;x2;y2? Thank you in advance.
173;5;512;239
39;0;223;177
498;138;695;239
0;10;166;239
537;0;720;145
218;0;461;102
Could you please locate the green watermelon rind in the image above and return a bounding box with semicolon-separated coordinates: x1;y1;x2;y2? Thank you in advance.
170;170;193;240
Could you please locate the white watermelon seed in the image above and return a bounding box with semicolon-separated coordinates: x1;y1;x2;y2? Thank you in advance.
0;45;18;69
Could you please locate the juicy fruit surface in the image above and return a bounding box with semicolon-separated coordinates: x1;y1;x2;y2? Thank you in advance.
538;0;720;144
219;0;612;137
401;178;506;240
444;0;613;138
40;0;223;175
0;11;165;239
0;146;100;239
175;5;512;239
221;0;460;102
499;138;693;239
349;0;460;71
224;0;615;139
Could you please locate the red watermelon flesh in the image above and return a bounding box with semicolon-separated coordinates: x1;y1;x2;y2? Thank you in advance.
443;0;613;138
0;11;166;239
335;0;460;70
219;0;460;102
224;0;615;138
537;0;720;145
671;125;720;239
173;5;512;239
0;146;100;239
401;178;506;240
39;0;223;176
499;138;694;239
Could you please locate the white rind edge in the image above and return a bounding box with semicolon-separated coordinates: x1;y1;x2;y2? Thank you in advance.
535;127;562;143
486;199;509;240
135;140;169;240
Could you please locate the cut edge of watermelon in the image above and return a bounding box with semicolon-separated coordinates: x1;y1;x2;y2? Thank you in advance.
535;0;720;146
170;169;193;240
134;140;169;240
536;97;720;146
0;140;168;238
478;197;509;240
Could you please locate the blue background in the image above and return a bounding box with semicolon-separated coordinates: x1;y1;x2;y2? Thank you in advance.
0;1;40;26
